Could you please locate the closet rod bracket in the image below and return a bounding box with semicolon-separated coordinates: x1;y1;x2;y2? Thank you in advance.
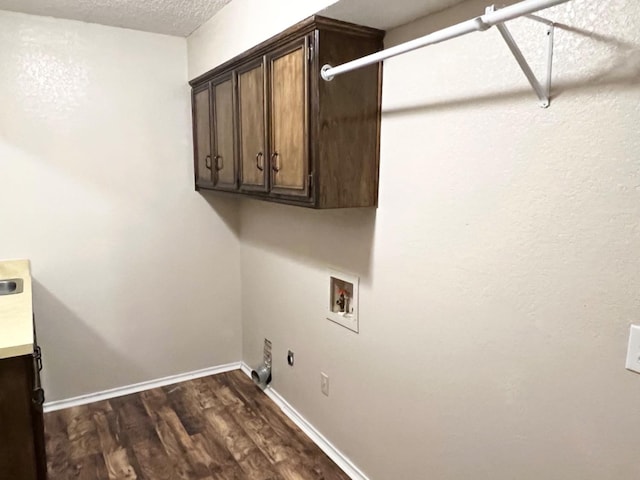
321;64;334;82
489;5;555;108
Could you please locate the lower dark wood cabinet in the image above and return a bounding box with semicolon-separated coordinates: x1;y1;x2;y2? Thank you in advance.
0;349;46;479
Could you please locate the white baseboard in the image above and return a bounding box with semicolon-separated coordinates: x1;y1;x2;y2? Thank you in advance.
240;362;370;480
43;361;242;412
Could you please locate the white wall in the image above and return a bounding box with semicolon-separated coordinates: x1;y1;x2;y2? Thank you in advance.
0;11;242;401
187;0;337;79
189;0;640;478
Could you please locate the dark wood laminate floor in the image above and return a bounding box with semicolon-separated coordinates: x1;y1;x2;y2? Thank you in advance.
44;370;350;480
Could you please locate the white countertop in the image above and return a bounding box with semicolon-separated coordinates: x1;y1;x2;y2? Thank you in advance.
0;259;34;359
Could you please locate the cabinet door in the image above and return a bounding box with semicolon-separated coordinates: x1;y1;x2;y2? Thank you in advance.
211;73;237;191
192;85;214;189
268;37;310;198
238;59;268;192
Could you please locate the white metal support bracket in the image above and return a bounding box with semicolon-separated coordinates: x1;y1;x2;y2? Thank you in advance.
489;5;555;108
320;0;569;108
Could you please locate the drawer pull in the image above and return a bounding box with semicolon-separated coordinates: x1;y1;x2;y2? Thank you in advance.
205;154;212;170
271;152;280;172
256;152;264;171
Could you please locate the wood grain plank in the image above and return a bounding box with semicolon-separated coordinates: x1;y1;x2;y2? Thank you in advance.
157;404;213;478
65;453;110;480
220;372;312;454
204;407;282;480
92;402;138;479
189;376;225;411
109;395;156;445
103;447;138;480
216;379;294;464
163;383;206;436
45;410;74;476
63;405;102;460
131;434;175;480
93;410;119;455
192;432;247;480
221;372;350;479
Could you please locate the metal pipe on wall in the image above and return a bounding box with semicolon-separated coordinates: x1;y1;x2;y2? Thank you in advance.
320;0;571;81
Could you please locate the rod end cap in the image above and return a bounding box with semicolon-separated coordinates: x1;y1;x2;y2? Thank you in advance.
321;64;334;81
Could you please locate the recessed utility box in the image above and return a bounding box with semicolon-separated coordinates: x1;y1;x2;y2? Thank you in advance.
328;269;359;333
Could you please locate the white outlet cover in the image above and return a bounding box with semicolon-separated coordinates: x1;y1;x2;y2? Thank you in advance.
321;372;329;396
625;325;640;374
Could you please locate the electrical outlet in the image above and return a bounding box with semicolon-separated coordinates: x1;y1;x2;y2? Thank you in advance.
287;350;294;366
320;372;329;396
626;325;640;374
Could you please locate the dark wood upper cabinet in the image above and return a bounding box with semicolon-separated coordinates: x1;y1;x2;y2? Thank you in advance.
190;16;384;208
237;58;268;192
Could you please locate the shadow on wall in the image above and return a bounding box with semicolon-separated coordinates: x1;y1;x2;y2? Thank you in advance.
239;198;377;285
551;23;640;98
32;279;143;402
200;190;242;238
382;0;639;116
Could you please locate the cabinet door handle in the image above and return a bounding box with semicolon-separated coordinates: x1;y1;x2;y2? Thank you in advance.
256;152;264;171
214;155;223;171
271;152;280;172
33;388;45;406
205;154;212;170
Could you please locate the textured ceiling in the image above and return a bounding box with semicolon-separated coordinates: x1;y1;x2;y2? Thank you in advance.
320;0;465;30
0;0;232;36
0;0;466;39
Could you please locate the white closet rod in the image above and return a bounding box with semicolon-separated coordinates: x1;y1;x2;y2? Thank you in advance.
320;0;571;81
